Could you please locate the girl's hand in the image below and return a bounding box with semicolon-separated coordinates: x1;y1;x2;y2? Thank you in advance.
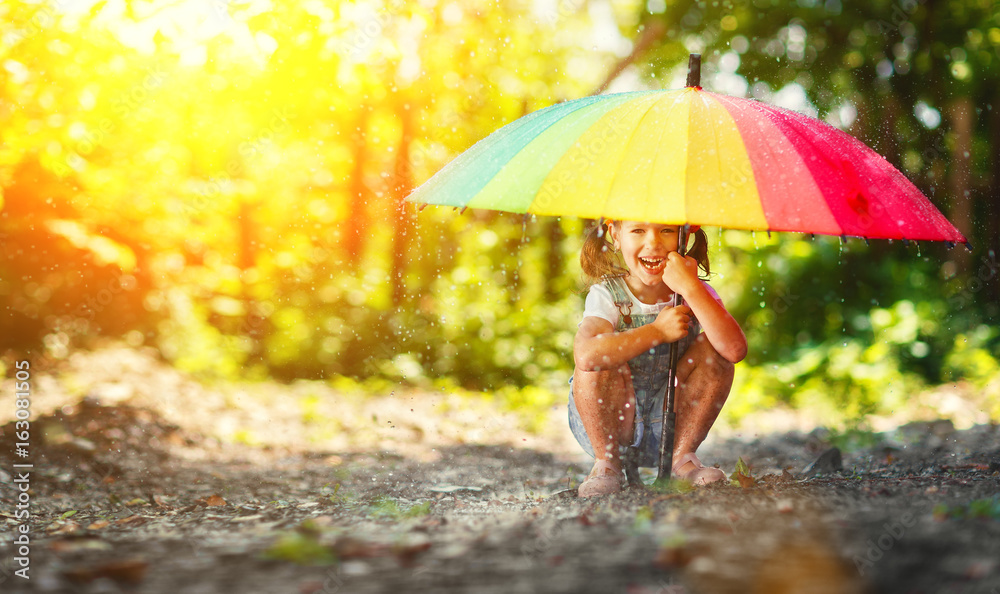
661;252;700;297
653;304;692;343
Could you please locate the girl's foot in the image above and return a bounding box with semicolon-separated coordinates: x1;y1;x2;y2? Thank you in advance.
578;459;624;498
671;452;726;486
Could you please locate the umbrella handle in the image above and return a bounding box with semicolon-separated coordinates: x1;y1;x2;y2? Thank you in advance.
686;54;701;88
655;224;689;484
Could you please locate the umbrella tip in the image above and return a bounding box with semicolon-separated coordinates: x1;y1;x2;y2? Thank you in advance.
686;54;701;88
963;241;974;252
901;238;910;247
946;241;955;249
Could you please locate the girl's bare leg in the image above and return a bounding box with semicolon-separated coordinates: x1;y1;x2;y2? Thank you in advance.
672;333;735;474
572;365;635;478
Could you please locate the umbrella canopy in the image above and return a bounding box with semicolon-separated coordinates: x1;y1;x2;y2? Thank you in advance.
408;87;966;244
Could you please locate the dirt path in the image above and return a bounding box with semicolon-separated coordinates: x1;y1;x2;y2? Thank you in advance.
1;349;999;593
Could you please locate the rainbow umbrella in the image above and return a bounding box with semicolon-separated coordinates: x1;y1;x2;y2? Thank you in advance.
408;63;964;244
407;55;967;484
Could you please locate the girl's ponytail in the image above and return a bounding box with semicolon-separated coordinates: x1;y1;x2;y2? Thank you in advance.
580;220;627;280
689;228;711;278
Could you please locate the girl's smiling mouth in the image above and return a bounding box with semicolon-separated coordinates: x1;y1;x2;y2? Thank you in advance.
638;256;665;273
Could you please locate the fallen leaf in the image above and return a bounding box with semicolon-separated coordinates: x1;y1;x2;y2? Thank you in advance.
198;494;227;507
427;485;482;493
114;515;149;527
60;510;78;520
393;539;431;567
64;559;148;585
86;520;110;530
49;521;81;535
333;536;389;559
50;537;112;553
729;456;755;488
653;545;691;569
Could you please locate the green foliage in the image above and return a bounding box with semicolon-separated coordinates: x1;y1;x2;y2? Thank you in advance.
1;0;998;431
648;478;695;494
262;530;336;566
824;427;884;452
323;483;350;505
367;496;431;520
632;505;656;533
933;496;1000;521
718;231;999;425
404;502;433;518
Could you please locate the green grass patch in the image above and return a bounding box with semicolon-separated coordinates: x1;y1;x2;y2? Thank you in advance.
261;531;336;566
647;478;695;494
825;426;884;452
367;496;432;520
934;496;1000;521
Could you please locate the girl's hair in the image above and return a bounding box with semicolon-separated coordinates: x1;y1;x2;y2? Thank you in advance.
580;220;711;281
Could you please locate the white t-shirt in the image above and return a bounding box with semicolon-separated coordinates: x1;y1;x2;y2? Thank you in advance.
582;279;723;328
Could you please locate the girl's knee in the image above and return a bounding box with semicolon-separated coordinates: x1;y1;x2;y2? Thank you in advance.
681;336;734;379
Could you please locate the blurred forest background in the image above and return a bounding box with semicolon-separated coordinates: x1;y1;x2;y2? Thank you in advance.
1;0;998;427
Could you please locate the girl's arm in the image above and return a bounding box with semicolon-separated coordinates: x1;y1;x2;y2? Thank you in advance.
662;252;748;364
574;306;692;371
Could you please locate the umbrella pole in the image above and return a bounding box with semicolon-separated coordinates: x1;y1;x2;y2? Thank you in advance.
655;224;689;484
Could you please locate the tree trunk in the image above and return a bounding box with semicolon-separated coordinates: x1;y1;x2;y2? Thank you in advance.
345;107;370;269
391;104;414;307
948;96;974;274
545;219;565;301
988;90;1000;303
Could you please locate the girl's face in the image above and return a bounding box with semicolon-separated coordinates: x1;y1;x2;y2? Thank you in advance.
612;221;680;288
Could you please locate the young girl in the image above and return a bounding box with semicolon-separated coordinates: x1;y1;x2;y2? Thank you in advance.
568;220;747;497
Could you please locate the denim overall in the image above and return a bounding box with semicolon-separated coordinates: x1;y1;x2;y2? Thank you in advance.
568;276;701;468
